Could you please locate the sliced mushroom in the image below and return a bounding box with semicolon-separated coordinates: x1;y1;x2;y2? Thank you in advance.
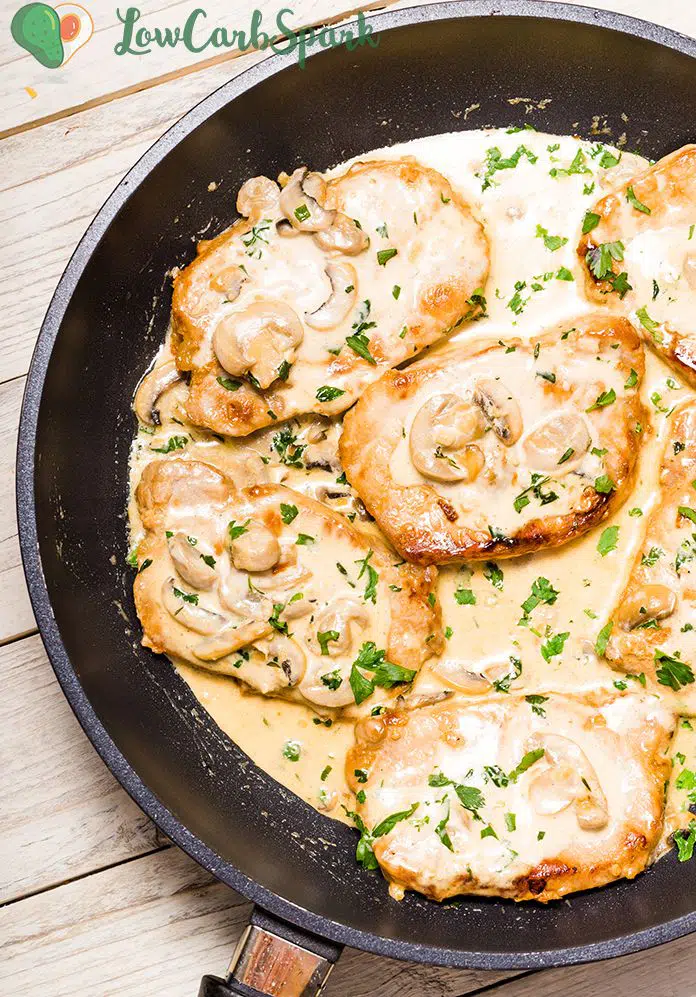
684;253;696;291
193;619;273;661
213;301;304;389
196;448;268;489
252;544;313;595
279;167;336;232
300;662;355;708
133;360;182;427
306;263;357;331
522;412;591;472
431;658;492;694
276;218;301;238
168;532;217;590
410;393;485;482
309;598;370;657
618;583;677;630
162;577;226;634
527;733;608;831
210;265;247;301
229;523;281;573
236;176;280;219
262;634;307;687
313;213;370;255
473;379;523;446
528;765;579;816
219;580;273;621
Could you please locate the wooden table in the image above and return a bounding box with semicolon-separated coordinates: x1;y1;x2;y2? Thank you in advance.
2;1;695;993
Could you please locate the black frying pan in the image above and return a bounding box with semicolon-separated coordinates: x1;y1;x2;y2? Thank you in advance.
16;2;696;991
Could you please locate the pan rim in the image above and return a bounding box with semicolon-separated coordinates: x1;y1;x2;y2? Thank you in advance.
16;0;696;971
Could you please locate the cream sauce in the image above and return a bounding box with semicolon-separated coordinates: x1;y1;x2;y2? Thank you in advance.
129;128;696;847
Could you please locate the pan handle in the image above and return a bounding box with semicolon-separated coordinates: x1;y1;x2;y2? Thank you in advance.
198;906;343;997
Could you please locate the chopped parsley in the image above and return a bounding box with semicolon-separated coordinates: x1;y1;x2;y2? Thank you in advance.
228;519;250;540
540;631;569;662
282;740;301;761
478;144;538;190
150;435;187;454
455;587;477;606
582;210;600;234
586;388;616;411
355;549;379;603
317;630;340;656
345;300;377;365
280;503;298;524
271;427;306;467
376;248;398;266
316;385;345;402
536;224;568;252
483;561;504;590
348;641;416;705
320;669;343;691
626;185;651;214
508;748;545;782
597;525;619;556
655;649;695;691
595;620;613;657
525;694;549;717
216;376;242;391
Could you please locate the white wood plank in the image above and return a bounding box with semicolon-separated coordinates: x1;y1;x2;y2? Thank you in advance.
0;633;161;903
0;53;264;386
0;845;514;997
3;0;694;138
485;933;696;997
1;0;392;135
0;376;36;642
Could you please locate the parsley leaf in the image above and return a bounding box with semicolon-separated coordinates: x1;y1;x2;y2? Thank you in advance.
597;525;619;556
508;748;545;783
455;588;477;605
540;631;569;662
655;649;695;691
595;621;614;657
626;185;651;214
586;240;624;280
316;385;346;402
586;388;616;411
280;503;298;524
536;224;568;252
582;210;600;234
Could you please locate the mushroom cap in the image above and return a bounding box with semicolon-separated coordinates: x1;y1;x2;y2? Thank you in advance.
229;523;281;573
473;377;523;446
522;411;591;472
133;359;181;427
409;393;485;482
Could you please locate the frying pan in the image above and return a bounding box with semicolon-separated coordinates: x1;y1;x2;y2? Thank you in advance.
16;1;696;991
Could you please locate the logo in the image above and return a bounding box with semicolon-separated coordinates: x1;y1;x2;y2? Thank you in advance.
11;2;94;68
113;7;379;69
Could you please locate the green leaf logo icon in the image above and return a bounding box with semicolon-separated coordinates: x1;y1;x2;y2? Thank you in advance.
11;2;93;68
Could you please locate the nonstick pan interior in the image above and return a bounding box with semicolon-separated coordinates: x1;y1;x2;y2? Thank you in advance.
17;1;696;969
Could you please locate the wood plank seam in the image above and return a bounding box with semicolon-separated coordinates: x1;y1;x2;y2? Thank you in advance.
0;842;172;909
0;0;397;142
459;971;538;997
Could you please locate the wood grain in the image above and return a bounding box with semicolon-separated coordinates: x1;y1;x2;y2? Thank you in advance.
1;0;393;135
3;2;696;994
3;0;694;137
0;634;162;903
0;847;515;997
0;53;264;387
482;935;696;997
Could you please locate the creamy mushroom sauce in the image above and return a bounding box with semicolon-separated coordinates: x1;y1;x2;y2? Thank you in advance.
129;128;696;865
